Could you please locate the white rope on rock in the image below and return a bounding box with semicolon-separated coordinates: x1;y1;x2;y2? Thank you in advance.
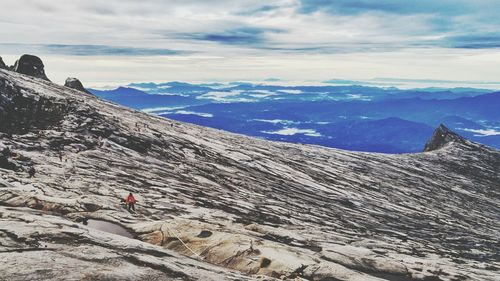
160;222;202;259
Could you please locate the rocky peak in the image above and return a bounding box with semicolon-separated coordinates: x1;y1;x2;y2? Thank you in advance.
0;56;6;69
424;124;466;152
13;54;50;81
64;77;91;94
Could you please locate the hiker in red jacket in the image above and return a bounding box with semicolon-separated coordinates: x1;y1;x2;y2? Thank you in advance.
125;193;137;212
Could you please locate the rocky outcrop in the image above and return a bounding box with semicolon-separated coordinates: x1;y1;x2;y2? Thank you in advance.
0;142;16;171
0;56;6;69
423;124;468;151
0;66;499;281
0;75;69;134
12;54;50;81
64;77;91;94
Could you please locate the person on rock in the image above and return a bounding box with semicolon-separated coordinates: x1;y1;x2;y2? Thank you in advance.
125;192;137;212
28;166;36;178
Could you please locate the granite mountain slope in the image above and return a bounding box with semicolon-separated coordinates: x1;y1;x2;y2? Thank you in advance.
0;58;499;281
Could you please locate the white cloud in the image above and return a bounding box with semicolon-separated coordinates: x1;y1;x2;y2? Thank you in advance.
155;93;190;97
197;90;242;99
196;90;254;102
253;119;298;125
175;110;213;118
247;89;277;97
461;128;500;136
278;89;303;94
141;106;185;113
347;94;371;101
262;127;321;137
2;1;500;88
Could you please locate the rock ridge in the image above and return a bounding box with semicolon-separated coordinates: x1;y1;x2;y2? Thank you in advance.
423;123;468;152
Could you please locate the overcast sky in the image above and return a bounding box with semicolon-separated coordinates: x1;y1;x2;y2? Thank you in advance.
2;0;500;88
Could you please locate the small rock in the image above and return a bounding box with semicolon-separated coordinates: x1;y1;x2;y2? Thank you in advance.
64;77;91;94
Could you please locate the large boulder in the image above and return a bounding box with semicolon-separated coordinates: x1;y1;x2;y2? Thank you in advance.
0;56;6;69
65;77;91;94
13;54;50;81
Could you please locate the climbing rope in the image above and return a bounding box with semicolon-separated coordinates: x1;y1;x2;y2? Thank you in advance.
160;222;202;259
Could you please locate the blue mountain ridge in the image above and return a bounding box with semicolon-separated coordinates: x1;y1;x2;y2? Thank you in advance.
88;83;500;153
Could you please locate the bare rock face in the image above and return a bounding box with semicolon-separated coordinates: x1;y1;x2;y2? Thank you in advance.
0;56;6;69
424;124;468;151
64;77;91;94
0;76;69;134
13;54;50;81
1;67;499;281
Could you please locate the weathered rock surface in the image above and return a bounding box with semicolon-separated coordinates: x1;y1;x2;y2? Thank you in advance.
0;65;499;281
64;77;91;94
12;54;50;81
0;206;261;281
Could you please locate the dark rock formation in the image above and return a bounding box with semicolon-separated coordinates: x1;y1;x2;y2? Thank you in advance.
424;124;467;152
64;77;91;94
13;54;50;81
0;76;69;134
0;56;6;69
0;142;14;170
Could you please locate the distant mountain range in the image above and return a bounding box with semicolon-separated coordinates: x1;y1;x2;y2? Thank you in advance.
89;82;500;153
